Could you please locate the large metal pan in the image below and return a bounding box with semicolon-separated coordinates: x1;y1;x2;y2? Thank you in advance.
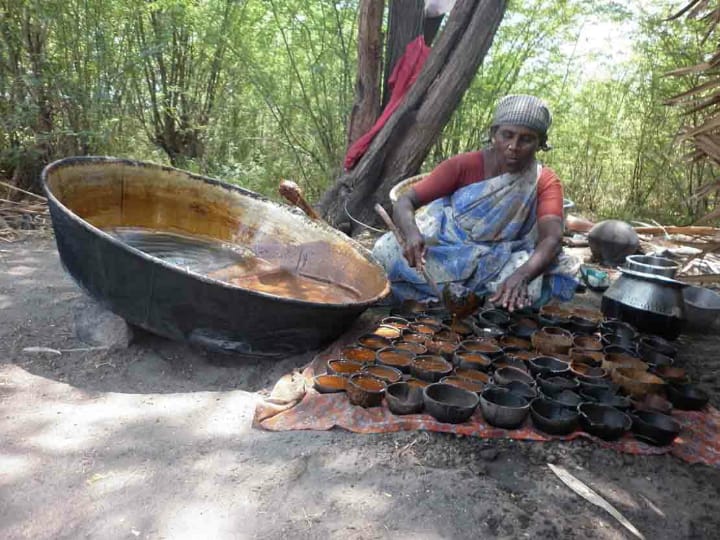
42;157;390;356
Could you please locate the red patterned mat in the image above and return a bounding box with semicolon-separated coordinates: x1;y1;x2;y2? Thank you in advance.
253;316;720;469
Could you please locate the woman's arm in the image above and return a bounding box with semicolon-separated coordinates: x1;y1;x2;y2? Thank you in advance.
489;215;563;311
393;190;425;268
391;155;470;268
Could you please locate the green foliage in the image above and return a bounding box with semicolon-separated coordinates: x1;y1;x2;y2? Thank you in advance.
0;0;157;186
432;0;586;160
545;1;715;224
0;0;715;223
431;0;716;224
214;0;358;199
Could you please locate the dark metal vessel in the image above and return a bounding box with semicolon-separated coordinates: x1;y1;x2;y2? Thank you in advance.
42;157;390;356
588;220;639;266
601;266;687;340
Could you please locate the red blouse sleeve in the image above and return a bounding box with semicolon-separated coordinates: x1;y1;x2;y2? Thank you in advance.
537;167;564;218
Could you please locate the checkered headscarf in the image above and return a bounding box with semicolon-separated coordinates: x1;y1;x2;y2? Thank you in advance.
491;95;552;137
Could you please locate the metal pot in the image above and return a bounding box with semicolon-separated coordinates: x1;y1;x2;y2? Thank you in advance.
625;255;680;278
588;220;639;266
601;267;687;340
683;285;720;332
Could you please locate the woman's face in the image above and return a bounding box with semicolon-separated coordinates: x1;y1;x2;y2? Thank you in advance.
492;124;540;173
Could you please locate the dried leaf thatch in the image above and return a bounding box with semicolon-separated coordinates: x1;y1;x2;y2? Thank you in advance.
666;1;720;229
0;180;50;242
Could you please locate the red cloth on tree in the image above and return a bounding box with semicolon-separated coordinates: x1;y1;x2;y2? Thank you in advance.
344;36;431;170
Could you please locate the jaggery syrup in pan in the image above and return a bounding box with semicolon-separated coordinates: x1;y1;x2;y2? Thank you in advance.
106;227;361;304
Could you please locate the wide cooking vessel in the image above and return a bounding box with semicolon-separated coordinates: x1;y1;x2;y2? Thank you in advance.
601;267;687;340
42;156;390;356
683;285;720;332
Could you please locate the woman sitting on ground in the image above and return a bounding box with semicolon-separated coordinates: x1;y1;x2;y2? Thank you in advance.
372;94;579;311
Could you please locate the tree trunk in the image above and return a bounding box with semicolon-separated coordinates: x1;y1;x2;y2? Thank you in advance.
319;0;507;234
382;0;425;107
346;0;385;148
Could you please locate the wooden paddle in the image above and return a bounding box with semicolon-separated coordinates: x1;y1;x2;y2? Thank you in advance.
373;203;443;297
278;180;321;220
373;203;483;319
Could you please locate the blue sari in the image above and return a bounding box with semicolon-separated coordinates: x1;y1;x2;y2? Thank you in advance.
372;163;579;303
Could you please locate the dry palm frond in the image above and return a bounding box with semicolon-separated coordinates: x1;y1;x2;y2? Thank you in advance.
665;77;720;104
664;61;714;77
681;92;720;115
683;115;720;138
693;133;720;164
666;1;720;229
667;0;706;21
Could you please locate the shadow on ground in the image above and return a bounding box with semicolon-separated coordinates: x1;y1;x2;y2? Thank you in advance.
2;237;720;539
2;366;720;539
0;238;314;395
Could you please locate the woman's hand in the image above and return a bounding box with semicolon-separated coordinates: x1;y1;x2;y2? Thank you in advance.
490;272;530;312
403;230;426;269
394;192;426;269
490;216;563;311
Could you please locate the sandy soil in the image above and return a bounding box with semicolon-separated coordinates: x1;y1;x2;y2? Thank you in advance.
1;236;720;539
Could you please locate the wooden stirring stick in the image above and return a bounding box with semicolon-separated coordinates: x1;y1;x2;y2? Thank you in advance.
374;203;444;301
278;180;321;220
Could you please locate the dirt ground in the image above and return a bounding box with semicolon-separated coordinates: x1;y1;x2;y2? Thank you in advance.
2;236;720;540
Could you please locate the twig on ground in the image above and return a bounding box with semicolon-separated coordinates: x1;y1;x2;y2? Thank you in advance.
548;464;645;540
22;345;111;356
395;437;419;458
0;180;47;201
94;361;116;369
22;346;62;356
